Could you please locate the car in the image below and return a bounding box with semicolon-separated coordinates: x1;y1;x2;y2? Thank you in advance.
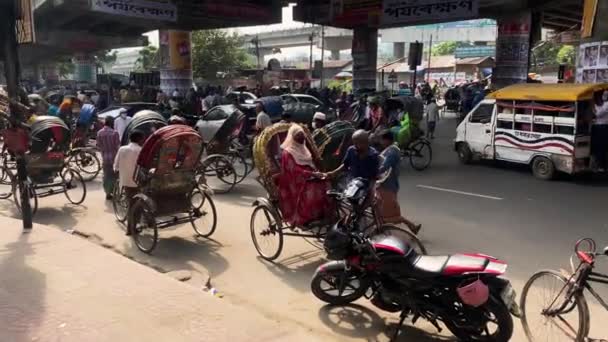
225;91;257;105
97;102;161;121
280;94;336;122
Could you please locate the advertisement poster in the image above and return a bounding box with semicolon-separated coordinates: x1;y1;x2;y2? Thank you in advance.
382;0;478;26
493;12;531;88
577;41;608;83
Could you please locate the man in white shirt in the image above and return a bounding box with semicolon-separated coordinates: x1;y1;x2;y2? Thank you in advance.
255;102;272;132
593;91;608;171
425;98;441;139
114;108;132;142
114;130;144;235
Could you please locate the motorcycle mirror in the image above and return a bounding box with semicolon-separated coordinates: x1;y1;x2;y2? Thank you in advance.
603;246;608;256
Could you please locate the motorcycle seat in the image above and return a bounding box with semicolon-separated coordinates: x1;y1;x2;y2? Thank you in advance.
412;254;490;278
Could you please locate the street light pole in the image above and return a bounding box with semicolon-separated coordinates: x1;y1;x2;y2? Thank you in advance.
1;1;33;230
320;25;325;88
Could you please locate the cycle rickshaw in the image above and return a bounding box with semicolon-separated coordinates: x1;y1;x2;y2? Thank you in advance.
0;116;86;215
65;114;101;182
195;104;249;194
249;122;425;262
123;124;217;254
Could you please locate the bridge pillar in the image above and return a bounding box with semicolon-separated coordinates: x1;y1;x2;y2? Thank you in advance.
159;30;193;97
393;42;405;59
352;27;378;92
331;50;340;60
73;53;97;84
577;0;608;83
492;12;534;88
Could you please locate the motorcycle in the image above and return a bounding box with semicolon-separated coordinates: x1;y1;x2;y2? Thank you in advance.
311;226;520;341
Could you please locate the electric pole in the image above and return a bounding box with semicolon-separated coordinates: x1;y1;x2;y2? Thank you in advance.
320;25;325;88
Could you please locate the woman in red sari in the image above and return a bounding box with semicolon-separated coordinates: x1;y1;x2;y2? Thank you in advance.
278;125;333;227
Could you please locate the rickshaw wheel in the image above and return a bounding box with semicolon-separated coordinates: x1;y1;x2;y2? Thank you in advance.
0;166;15;199
61;168;87;205
408;139;432;171
226;151;249;184
200;155;237;194
250;205;283;261
67;149;101;181
189;188;217;238
112;181;128;223
13;182;38;216
130;199;158;254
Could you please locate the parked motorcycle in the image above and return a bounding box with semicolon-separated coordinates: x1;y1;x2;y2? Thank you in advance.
311;226;520;341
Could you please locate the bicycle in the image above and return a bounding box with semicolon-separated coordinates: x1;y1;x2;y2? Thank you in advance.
520;238;608;342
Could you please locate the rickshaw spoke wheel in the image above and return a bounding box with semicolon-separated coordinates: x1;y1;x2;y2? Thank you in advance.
0;166;15;200
68;150;100;181
190;188;217;238
200;155;236;194
61;169;87;205
226;151;249;184
408;139;432;171
13;182;38;216
112;182;128;223
130;199;158;254
250;205;283;261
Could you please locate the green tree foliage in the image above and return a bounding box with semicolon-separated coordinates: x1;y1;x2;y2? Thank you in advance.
95;50;117;73
191;29;253;81
57;57;75;78
136;45;159;72
557;45;576;65
431;41;458;56
532;41;576;69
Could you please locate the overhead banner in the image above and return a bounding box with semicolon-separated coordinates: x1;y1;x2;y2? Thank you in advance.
382;0;478;26
493;12;531;88
91;0;177;22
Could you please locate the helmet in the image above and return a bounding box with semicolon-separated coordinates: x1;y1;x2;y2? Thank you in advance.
323;224;352;260
456;279;489;307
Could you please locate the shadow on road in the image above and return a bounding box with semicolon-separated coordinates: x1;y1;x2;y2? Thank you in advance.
260;249;326;293
318;304;454;342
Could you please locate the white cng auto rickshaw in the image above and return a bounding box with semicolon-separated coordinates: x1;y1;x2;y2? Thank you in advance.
454;83;608;180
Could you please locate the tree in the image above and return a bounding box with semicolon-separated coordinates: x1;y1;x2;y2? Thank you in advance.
432;41;458;56
95;50;117;73
57;57;75;78
557;45;576;65
531;41;576;70
136;45;158;72
191;29;253;81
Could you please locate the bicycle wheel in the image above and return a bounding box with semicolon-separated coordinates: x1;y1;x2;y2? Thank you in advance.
190;188;217;238
409;139;432;171
14;182;38;217
199;155;237;194
520;270;589;342
112;183;128;223
68;149;101;182
129;199;158;254
61;169;87;205
226;151;249;184
250;205;283;261
374;224;427;255
0;166;15;199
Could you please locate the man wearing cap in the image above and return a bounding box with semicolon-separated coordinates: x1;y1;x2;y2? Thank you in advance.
114;108;132;141
312;112;327;131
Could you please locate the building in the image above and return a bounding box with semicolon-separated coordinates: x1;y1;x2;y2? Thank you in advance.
109;49;141;76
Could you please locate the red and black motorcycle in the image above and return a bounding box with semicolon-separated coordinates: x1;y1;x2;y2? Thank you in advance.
311;227;520;341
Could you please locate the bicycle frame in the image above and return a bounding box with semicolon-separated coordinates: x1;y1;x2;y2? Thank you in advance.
585;271;608;311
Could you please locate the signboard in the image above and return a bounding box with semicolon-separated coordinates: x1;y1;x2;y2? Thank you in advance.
576;41;608;83
382;0;478;26
493;12;531;88
455;46;495;58
388;70;398;83
332;0;382;27
91;0;177;22
16;0;35;44
428;72;466;84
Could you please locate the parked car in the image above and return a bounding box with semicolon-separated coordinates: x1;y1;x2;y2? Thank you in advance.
280;94;336;122
225;91;257;105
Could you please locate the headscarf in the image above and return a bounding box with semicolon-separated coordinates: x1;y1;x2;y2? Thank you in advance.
281;125;315;168
58;99;72;114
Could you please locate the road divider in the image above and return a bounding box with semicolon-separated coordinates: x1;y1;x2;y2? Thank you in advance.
416;185;504;201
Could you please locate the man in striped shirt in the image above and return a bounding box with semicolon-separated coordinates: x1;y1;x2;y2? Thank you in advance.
96;117;120;200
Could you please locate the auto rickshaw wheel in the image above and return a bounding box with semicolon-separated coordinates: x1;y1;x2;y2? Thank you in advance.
130;199;158;254
61;168;87;205
189;188;217;238
531;156;555;180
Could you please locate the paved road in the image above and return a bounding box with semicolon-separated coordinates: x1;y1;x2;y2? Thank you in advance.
2;117;608;341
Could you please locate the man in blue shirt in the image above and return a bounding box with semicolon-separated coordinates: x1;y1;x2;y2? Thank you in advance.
327;129;380;183
377;129;421;234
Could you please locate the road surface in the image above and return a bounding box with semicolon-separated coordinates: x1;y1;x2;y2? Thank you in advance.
2;117;607;341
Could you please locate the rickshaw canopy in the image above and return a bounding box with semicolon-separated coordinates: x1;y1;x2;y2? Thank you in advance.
487;83;608;102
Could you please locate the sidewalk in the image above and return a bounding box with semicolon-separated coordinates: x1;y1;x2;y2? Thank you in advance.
0;217;325;342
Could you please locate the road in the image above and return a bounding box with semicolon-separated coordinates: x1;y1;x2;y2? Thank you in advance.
2;117;608;341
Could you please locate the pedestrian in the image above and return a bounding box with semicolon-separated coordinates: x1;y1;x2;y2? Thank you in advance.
425;98;440;139
114;108;131;141
312;112;327;131
96;117;120;200
592;90;608;171
326;129;380;185
377;129;421;234
255;102;271;132
114;130;145;235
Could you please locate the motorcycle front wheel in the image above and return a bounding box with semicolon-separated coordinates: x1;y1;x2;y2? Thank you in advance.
310;265;370;305
443;296;513;342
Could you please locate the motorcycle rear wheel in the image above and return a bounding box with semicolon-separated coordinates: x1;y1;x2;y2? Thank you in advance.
310;266;370;305
443;296;513;342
